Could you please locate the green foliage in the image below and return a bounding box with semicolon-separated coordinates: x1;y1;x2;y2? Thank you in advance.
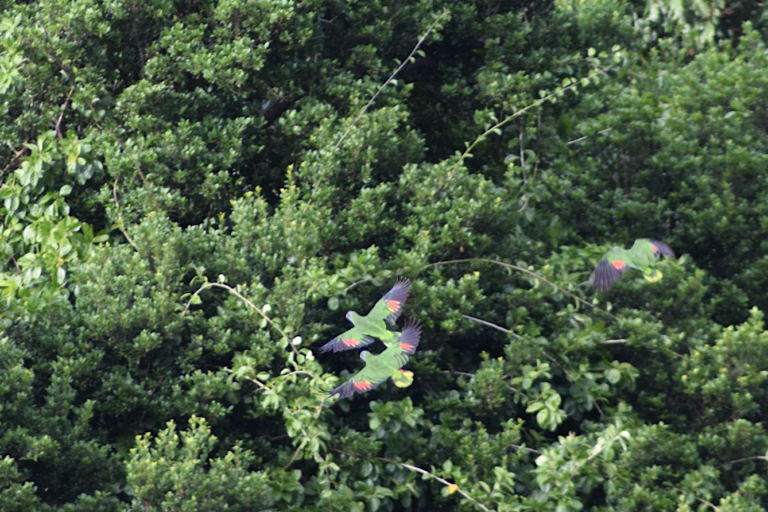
2;0;768;510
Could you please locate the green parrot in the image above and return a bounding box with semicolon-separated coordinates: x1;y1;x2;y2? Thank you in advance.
319;278;410;353
593;238;675;291
329;320;421;399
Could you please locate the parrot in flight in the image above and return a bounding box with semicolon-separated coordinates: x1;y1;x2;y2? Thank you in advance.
319;278;410;353
329;320;421;399
593;239;675;291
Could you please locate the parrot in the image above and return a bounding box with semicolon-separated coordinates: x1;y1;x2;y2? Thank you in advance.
329;320;421;399
593;238;675;291
319;278;410;353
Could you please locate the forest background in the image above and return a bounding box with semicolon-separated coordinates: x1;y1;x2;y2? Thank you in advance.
2;0;768;510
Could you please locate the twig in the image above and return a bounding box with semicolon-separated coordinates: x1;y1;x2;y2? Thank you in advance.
462;314;524;340
333;10;448;151
603;339;627;344
567;135;588;145
582;433;624;465
427;258;613;317
90;101;159;210
669;486;720;511
180;281;298;354
284;439;306;469
221;366;269;390
439;70;604;190
35;0;73;82
438;370;476;378
55;85;75;139
383;459;491;512
2;139;28;174
532;112;541;181
567;128;612;145
343;278;373;293
112;176;141;251
519;129;527;185
717;455;766;469
541;349;574;381
302;10;448;210
131;3;145;67
509;443;540;454
278;370;315;380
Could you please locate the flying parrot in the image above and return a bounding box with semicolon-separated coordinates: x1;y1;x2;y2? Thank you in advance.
329;320;421;399
319;278;410;353
593;238;675;291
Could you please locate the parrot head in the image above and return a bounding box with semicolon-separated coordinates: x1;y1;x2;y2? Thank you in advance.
346;311;360;323
359;350;372;361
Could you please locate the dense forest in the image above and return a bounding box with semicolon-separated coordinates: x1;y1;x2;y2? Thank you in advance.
3;0;768;510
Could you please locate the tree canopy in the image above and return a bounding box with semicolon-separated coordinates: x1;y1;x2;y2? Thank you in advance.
2;0;768;510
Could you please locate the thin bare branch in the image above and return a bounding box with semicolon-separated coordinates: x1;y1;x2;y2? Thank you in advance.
302;10;448;211
333;10;448;151
428;258;612;317
131;3;145;67
462;314;525;340
221;366;268;390
343;278;372;293
438;370;476;378
112;176;141;251
717;455;766;468
384;459;491;512
669;486;720;511
180;281;298;354
509;443;540;454
439;70;604;190
55;85;75;139
519;129;527;185
567;128;612;145
93;108;160;210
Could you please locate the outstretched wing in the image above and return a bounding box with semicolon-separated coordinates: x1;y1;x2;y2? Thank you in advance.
329;365;388;399
648;239;675;258
593;255;629;291
318;326;374;353
368;278;410;325
392;319;421;356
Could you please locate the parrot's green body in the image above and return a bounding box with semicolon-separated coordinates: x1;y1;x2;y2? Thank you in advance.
593;239;674;291
329;321;421;399
319;279;409;353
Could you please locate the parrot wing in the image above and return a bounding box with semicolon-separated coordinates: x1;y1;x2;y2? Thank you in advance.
648;239;674;258
329;320;421;399
329;363;389;399
318;326;374;353
367;278;410;325
391;319;421;356
593;251;630;291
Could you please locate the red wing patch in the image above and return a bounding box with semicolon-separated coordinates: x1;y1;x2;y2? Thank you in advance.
353;380;373;391
650;243;658;252
386;299;401;312
319;333;373;353
400;343;414;352
611;260;626;270
342;337;362;347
